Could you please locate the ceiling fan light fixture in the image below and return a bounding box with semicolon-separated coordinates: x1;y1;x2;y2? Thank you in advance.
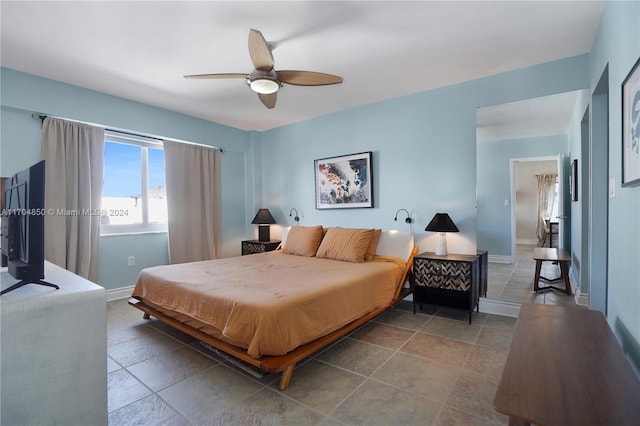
249;77;279;94
185;30;341;108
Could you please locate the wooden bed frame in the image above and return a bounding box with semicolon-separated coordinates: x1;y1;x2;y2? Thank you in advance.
129;246;417;390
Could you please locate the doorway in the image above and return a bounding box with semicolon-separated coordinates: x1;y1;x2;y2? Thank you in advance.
579;107;590;305
589;66;609;314
510;157;558;259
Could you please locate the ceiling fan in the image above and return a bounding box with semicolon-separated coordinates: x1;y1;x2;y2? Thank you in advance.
184;29;343;109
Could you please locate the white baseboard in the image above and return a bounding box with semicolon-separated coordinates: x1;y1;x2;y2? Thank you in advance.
106;285;135;302
574;283;589;307
478;298;520;318
407;293;519;317
576;293;589;307
516;239;538;245
488;255;513;264
568;272;589;306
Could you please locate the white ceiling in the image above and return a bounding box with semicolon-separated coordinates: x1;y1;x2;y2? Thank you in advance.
476;90;583;143
0;1;604;132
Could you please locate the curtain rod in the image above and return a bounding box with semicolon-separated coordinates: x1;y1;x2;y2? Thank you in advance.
27;110;224;152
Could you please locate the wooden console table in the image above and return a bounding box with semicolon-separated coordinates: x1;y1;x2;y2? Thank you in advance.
533;247;571;295
494;303;640;425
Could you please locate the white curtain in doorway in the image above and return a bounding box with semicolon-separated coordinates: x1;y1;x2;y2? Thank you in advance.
41;117;105;282
536;173;557;242
163;140;222;264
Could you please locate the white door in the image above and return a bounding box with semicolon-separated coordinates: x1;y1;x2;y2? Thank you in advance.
556;153;567;249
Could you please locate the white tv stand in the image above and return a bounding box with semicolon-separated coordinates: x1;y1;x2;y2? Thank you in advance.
1;261;107;425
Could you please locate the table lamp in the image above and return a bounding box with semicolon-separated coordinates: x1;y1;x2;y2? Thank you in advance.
425;213;459;256
251;209;276;242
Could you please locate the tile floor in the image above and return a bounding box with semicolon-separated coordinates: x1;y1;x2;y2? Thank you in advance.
485;244;576;306
107;247;573;425
107;298;516;426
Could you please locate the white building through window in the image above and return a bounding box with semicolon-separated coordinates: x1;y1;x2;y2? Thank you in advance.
100;131;168;235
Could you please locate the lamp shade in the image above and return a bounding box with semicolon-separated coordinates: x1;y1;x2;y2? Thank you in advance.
251;209;276;225
425;213;459;233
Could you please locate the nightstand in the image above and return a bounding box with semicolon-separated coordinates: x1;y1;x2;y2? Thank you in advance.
241;240;281;255
412;252;480;323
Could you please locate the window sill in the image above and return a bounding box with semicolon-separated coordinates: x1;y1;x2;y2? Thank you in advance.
100;223;168;236
100;230;168;237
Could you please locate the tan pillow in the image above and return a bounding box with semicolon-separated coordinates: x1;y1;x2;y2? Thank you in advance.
322;227;331;239
364;229;382;261
316;227;374;263
282;226;324;257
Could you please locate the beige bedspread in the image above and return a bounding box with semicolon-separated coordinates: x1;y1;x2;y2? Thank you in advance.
132;251;405;358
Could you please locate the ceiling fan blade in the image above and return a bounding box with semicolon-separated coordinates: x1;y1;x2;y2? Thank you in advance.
248;29;274;71
184;73;247;79
277;70;343;86
258;92;277;109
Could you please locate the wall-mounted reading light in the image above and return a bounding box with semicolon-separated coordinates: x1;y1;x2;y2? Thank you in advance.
394;209;413;224
289;208;300;223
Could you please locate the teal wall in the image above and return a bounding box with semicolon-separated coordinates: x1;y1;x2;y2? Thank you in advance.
1;54;589;290
0;68;251;290
1;2;637;370
477;135;568;258
256;55;589;255
588;0;640;367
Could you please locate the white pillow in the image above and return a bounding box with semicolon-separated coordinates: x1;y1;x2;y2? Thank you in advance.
375;230;415;262
281;226;291;246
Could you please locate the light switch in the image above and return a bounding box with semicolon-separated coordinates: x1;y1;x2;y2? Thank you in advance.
504;199;509;206
609;177;615;198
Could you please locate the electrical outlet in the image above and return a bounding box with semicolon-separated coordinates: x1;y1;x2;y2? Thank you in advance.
127;256;135;267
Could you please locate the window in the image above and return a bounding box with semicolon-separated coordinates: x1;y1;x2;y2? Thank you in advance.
100;131;168;235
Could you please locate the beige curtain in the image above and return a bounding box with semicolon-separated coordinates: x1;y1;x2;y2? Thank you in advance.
536;173;557;242
40;117;104;282
163;140;221;264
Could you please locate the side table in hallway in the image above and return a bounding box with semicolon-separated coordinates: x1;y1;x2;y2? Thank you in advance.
532;247;571;295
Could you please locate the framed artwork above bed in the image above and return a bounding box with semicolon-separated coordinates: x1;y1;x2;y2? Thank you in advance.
314;151;373;209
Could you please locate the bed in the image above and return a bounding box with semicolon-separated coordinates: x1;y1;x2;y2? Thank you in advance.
129;226;416;390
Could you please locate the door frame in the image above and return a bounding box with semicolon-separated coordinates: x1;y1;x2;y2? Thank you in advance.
557;153;567;250
589;66;609;314
510;155;559;263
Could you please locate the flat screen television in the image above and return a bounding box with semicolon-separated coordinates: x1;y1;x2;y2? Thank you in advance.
1;160;58;295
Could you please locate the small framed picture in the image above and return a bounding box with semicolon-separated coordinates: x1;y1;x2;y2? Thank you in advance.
314;151;373;209
622;57;640;187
